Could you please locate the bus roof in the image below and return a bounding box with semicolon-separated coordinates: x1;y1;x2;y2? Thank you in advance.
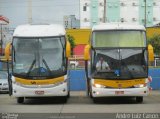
13;24;66;37
92;23;146;31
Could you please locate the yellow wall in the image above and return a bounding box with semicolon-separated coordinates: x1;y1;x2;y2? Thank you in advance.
66;29;91;45
146;27;160;39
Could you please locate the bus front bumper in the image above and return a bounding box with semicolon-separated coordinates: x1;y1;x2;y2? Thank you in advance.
92;86;149;97
12;82;68;97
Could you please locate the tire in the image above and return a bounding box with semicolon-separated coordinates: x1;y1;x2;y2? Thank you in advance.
61;96;68;103
17;97;24;104
136;97;143;103
93;97;99;103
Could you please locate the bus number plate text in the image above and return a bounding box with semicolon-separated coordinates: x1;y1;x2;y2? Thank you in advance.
35;91;44;95
115;91;124;95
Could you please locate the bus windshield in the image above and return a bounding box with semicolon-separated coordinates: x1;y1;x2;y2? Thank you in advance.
91;48;148;80
12;37;66;79
92;30;146;47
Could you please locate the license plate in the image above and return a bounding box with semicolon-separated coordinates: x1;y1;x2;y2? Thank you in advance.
115;91;124;95
35;91;44;95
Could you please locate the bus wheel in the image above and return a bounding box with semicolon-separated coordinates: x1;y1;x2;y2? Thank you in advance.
60;96;68;103
63;97;68;103
17;97;24;104
93;97;99;103
136;97;143;103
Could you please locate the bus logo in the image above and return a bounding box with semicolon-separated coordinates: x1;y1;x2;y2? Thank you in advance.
31;81;36;85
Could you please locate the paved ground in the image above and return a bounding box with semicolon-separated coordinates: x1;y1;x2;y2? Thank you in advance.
0;90;160;119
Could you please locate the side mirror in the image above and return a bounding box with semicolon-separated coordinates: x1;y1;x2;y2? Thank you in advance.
66;41;71;58
84;44;90;61
148;44;154;62
5;43;11;60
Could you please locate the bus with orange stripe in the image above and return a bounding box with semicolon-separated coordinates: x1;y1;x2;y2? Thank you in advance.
84;23;154;103
4;24;71;103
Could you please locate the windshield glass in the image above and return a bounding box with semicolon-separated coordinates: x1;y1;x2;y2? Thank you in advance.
91;48;148;79
12;37;66;79
92;30;146;47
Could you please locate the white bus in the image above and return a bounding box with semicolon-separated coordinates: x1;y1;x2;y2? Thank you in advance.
5;24;71;103
84;23;154;103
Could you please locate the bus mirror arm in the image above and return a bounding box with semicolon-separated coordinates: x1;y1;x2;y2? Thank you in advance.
148;44;154;62
66;41;71;58
84;44;90;61
5;43;11;60
84;44;90;96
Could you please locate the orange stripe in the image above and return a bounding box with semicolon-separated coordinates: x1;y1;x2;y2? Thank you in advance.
94;78;146;88
15;76;64;85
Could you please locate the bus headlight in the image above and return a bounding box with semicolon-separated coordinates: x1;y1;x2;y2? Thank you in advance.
93;84;106;88
134;84;146;88
54;81;64;86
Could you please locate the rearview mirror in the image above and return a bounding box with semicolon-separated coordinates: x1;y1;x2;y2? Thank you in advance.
66;41;71;58
148;44;154;62
5;43;11;60
84;44;90;60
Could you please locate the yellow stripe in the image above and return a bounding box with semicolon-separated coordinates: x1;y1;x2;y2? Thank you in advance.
15;76;64;85
94;78;146;88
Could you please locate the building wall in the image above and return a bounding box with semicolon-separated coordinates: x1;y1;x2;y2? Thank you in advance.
120;0;139;24
80;0;91;28
66;29;91;45
153;0;160;25
73;44;86;55
90;0;99;26
98;0;104;23
107;0;120;22
139;0;153;26
146;27;160;38
63;15;80;29
80;0;160;28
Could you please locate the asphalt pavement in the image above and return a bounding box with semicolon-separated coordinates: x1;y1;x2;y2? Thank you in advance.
0;91;160;119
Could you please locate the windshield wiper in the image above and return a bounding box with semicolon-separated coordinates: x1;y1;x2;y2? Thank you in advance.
42;58;52;75
27;59;36;76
